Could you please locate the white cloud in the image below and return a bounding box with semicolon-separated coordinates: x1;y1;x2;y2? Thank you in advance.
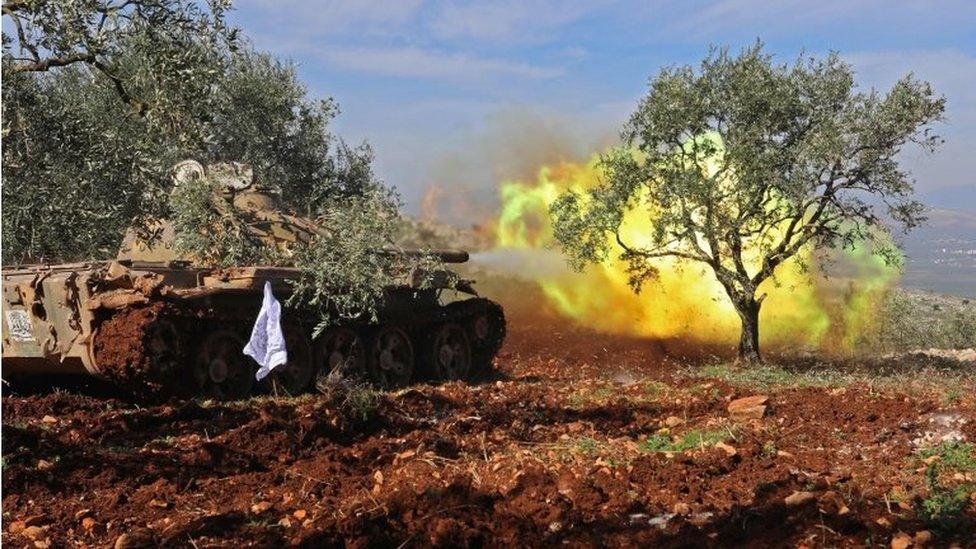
313;45;563;82
675;0;976;38
429;0;604;43
237;0;424;28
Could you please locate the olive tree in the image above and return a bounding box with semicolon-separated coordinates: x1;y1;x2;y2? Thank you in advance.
2;0;377;263
551;44;944;362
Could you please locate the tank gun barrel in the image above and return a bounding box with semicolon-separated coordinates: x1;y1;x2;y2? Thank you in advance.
379;247;469;264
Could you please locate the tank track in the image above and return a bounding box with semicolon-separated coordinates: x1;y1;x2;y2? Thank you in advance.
92;297;506;399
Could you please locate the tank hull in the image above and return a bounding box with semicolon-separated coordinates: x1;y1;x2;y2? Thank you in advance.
2;259;505;397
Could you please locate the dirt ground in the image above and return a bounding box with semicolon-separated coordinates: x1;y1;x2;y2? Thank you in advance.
3;294;975;547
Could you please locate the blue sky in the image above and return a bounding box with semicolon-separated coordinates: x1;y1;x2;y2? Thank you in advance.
229;1;976;222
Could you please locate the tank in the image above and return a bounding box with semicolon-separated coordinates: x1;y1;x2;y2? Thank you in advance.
1;161;505;399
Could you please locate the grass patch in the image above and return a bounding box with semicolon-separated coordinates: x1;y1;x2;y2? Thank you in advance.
915;441;976;533
567;382;616;408
574;437;601;454
920;441;976;472
687;363;852;390
684;358;976;397
639;427;734;453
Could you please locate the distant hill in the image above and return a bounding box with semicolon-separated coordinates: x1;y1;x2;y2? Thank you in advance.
900;208;976;297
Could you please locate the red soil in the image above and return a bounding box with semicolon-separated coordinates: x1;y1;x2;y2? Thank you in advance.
3;302;974;547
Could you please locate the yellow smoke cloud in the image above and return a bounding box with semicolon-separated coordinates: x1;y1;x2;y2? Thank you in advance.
492;151;897;352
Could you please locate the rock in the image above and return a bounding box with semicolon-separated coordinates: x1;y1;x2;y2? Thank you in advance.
34;539;52;549
373;470;384;485
914;530;932;545
251;501;272;514
22;526;47;540
818;491;851;516
728;395;768;421
714;442;737;456
784;491;816;507
74;509;92;520
673;502;691;515
114;527;157;549
890;531;912;549
36;459;54;471
81;517;97;532
292;509;307;520
664;416;685;428
148;499;169;509
41;415;57;424
876;517;891;528
8;520;26;534
278;517;292;528
776;450;795;459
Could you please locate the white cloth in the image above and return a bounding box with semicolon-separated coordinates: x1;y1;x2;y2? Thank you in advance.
243;281;288;381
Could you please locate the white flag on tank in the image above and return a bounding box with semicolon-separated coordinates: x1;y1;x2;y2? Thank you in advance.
243;281;288;380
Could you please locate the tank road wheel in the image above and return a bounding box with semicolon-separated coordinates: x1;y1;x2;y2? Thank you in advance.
194;330;255;400
314;327;366;387
424;323;472;381
145;318;183;381
367;326;414;389
266;326;314;396
468;302;506;374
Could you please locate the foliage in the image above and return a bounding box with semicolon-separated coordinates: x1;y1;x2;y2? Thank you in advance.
288;187;452;335
860;290;976;352
550;42;944;361
2;2;378;263
168;173;283;267
2;2;439;334
2;0;232;262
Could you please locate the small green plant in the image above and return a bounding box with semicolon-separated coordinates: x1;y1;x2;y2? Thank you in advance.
916;465;971;532
943;387;963;405
761;441;777;457
638;434;674;453
638;427;734;453
915;441;976;532
575;437;600;454
568;383;616;408
342;383;382;422
643;381;671;396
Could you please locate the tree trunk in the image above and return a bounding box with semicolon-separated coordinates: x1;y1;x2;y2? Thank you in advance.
735;298;762;363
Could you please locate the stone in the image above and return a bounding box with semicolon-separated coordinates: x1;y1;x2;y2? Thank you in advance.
114;528;157;549
664;416;685;428
673;502;691;515
890;531;911;549
22;526;47;540
148;499;169;509
8;521;26;534
784;491;816;507
251;501;272;514
714;442;737;456
728;395;768;421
